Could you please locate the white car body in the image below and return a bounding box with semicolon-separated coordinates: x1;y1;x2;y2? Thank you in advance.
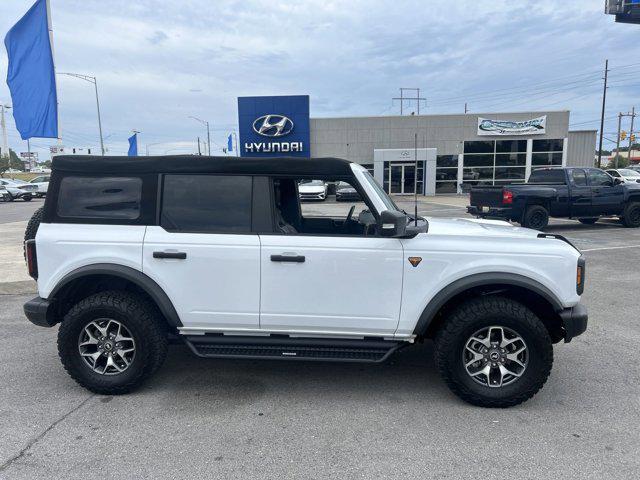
606;168;640;184
29;175;50;195
34;164;581;340
298;181;327;201
0;178;38;199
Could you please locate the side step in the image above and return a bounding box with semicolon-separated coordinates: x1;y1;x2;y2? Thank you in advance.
183;335;403;363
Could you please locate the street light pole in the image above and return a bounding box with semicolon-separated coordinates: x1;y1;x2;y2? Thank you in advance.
0;105;10;167
189;116;211;155
57;72;105;155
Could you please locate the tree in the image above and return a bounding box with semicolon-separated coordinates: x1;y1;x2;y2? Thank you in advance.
0;149;26;175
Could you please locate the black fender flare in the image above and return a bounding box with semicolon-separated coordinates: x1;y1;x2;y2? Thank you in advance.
49;263;182;327
413;272;563;336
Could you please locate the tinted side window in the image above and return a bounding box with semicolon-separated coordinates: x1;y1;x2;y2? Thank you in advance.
588;170;613;186
57;176;142;219
161;175;252;233
528;169;566;184
571;169;587;185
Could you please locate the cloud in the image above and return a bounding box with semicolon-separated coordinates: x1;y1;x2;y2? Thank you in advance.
0;0;636;158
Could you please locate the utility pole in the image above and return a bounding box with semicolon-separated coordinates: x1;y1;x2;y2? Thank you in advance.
615;113;623;169
0;104;10;168
197;136;202;155
464;103;468;114
392;88;426;115
189;116;211;155
597;59;609;168
628;106;636;165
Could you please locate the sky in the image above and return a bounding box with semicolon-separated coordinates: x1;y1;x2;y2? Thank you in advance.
0;0;638;160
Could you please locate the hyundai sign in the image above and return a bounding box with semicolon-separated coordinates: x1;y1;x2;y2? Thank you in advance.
238;95;310;157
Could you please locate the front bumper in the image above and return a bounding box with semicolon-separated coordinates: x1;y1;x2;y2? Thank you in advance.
467;205;511;219
559;303;588;343
299;193;326;201
24;296;58;327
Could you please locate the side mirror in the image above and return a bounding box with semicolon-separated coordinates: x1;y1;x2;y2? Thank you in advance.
379;210;407;237
614;177;624;185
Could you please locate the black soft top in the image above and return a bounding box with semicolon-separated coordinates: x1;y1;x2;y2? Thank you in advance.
51;155;355;177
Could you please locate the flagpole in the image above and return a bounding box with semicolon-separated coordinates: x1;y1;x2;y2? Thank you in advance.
45;0;61;146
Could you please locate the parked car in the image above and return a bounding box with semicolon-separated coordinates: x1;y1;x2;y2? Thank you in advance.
29;175;50;197
22;155;588;408
606;168;640;184
0;178;37;201
335;181;361;202
467;167;640;230
625;164;640;173
0;184;10;202
298;179;327;201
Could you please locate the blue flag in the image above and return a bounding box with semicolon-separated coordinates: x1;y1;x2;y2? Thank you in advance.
4;0;58;140
227;134;233;152
128;133;137;156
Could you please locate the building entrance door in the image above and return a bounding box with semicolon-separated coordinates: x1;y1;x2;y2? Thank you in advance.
389;164;416;195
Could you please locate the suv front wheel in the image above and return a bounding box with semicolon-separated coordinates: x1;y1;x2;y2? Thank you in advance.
57;291;168;394
434;296;553;408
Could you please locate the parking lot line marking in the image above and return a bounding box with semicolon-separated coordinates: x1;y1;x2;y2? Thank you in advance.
581;244;640;252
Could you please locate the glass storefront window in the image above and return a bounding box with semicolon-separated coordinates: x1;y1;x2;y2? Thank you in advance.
435;181;457;193
532;152;563;166
463;167;494;180
464;154;495;167
495;167;526;180
495;153;526;166
435;169;457;181
464;141;495;154
436;155;458;168
533;139;563;152
496;140;527;153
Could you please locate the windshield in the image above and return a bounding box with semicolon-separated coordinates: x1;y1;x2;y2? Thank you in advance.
299;180;324;186
620;169;640;177
360;171;399;212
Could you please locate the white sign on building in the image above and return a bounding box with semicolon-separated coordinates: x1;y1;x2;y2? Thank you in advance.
477;116;547;136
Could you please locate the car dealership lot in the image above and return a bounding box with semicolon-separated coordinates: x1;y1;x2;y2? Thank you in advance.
1;196;639;479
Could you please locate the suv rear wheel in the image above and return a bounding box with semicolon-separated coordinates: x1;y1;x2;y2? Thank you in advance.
57;291;168;394
434;296;553;408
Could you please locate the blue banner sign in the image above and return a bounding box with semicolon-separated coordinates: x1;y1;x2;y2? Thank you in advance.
238;95;310;158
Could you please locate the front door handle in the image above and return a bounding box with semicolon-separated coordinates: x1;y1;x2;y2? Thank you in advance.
270;254;305;263
153;251;187;260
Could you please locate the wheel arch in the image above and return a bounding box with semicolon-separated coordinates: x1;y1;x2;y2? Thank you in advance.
414;273;565;343
49;263;182;328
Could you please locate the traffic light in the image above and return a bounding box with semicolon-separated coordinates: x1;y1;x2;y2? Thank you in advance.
621;131;628;141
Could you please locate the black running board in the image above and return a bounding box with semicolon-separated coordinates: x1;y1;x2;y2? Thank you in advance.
183;335;403;363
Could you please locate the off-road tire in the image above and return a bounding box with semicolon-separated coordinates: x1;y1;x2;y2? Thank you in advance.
22;194;32;201
522;205;549;230
57;291;168;395
24;206;44;243
578;218;598;225
621;202;640;228
434;296;553;408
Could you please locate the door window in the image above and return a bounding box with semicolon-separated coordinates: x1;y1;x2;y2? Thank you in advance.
571;170;587;185
57;176;142;219
161;175;252;233
588;170;613;187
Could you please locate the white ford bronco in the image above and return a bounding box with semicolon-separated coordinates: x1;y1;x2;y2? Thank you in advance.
23;155;587;407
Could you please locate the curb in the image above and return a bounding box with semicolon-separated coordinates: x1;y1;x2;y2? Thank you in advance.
0;280;37;295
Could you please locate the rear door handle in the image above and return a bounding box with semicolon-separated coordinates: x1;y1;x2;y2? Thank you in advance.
153;251;187;259
270;254;305;263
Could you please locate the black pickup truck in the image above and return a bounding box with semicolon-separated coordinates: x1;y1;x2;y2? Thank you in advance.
467;167;640;230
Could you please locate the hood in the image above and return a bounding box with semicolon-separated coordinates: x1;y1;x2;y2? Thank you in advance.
337;186;357;193
299;184;325;193
426;217;540;239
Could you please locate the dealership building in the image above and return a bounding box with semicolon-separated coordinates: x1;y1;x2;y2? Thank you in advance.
238;96;597;195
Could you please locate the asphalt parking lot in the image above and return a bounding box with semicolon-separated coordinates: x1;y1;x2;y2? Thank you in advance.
1;196;639;479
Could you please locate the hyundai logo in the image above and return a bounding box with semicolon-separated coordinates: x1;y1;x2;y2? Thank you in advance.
252;115;294;137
